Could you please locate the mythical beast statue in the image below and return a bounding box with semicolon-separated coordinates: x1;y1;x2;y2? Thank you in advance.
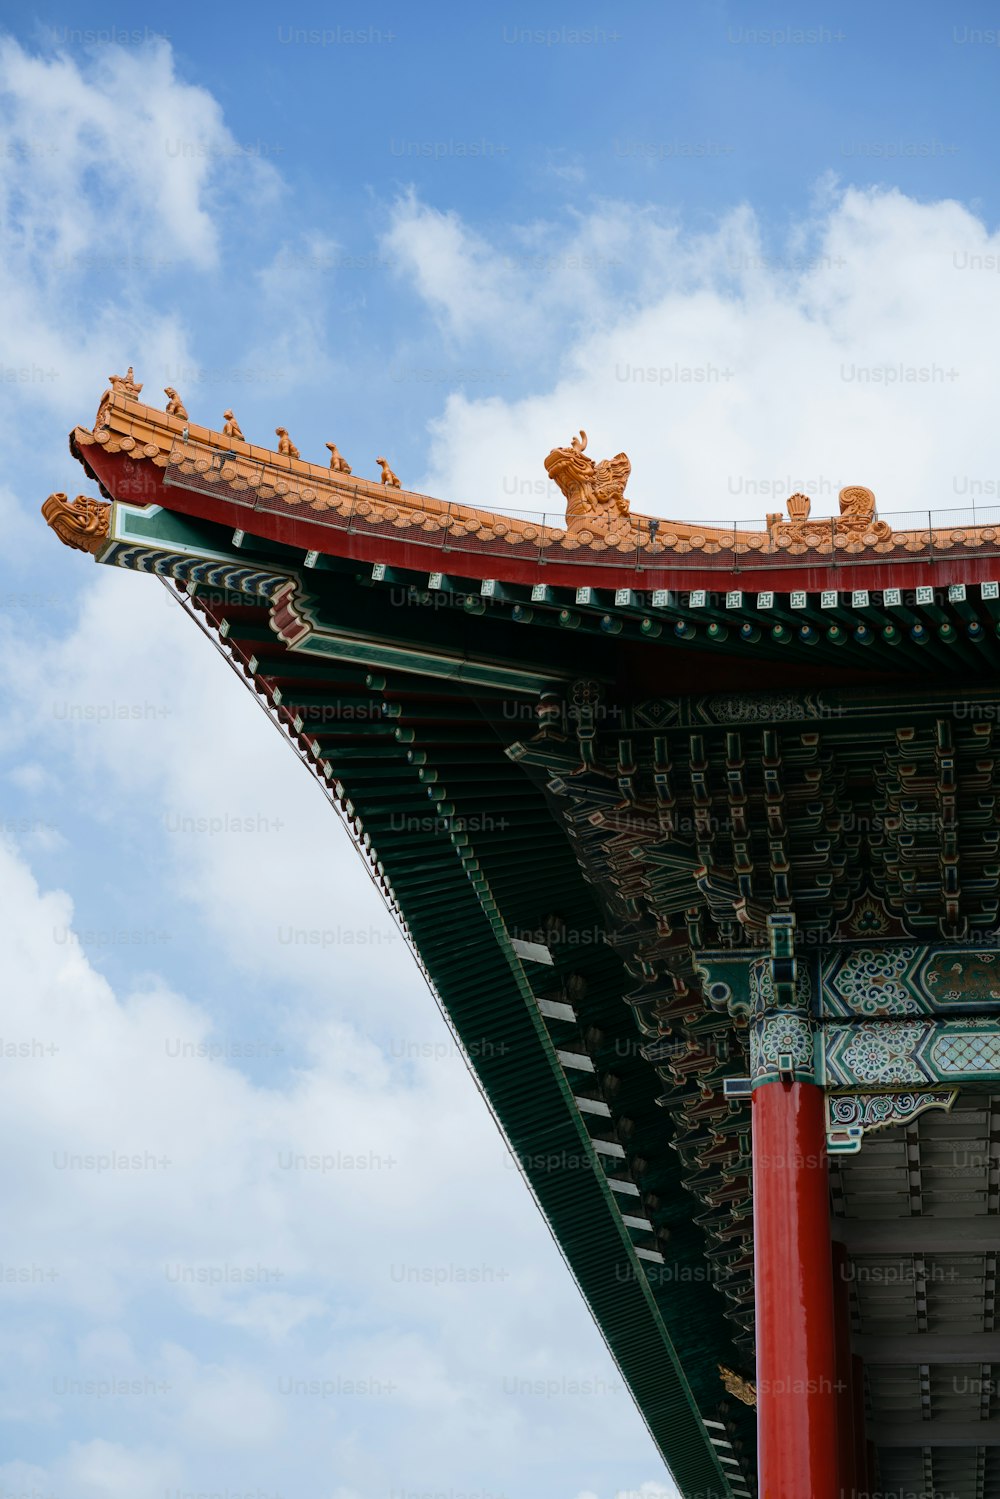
544;430;631;536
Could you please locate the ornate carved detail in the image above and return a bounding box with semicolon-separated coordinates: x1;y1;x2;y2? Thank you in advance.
632;693;840;728
934;1025;1000;1076
110;366;142;399
765;492;814;543
41;493;111;554
223;410;245;441
326;442;352;474
764;484;893;547
96;366;142;427
833;1021;928;1085
697;966;742;1019
719;1364;757;1407
924;949;1000;1003
701;945;815;1027
164;387;188;420
838;484;891;541
544;430;631;535
631;699;680;731
745;916;818;1085
569;678;604;768
275;427;300;459
751;1013;815;1085
835;891;904;941
268;578;322;649
823;946;923;1017
77;541;292;600
749;953;812;1013
822;1017;1000;1088
821;944;1000;1018
826;1090;958;1152
377;456;401;488
839;485;875;523
704;693;814;723
766;491;819;545
534;690;567;742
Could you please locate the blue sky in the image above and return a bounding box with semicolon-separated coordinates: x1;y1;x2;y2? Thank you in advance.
3;4;1000;1497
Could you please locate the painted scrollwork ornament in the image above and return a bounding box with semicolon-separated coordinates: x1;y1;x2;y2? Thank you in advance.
719;1364;757;1407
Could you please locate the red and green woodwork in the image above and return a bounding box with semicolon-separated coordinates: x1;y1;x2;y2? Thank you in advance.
44;392;1000;1499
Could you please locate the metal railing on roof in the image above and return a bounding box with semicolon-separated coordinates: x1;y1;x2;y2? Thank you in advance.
163;448;1000;572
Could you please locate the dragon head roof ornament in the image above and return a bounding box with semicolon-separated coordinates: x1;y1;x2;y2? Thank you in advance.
544;430;632;537
41;493;111;554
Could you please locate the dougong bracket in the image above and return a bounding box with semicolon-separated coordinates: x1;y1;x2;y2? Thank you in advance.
749;913;817;1088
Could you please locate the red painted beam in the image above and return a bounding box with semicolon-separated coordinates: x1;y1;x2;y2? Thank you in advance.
753;1080;839;1499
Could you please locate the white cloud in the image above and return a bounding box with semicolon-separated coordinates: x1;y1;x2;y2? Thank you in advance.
1;570;417;1015
384;186;1000;532
0;36;282;421
243;233;348;391
59;1437;176;1499
0;36;276;269
381;190;660;353
162;1343;285;1447
0;824;652;1488
0;832;491;1280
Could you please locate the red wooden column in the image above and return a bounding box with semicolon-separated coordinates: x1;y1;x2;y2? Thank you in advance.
752;916;839;1499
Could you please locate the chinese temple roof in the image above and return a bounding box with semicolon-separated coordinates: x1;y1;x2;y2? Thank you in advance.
41;375;1000;1499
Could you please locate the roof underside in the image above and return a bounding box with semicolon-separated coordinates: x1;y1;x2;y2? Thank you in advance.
49;393;1000;1498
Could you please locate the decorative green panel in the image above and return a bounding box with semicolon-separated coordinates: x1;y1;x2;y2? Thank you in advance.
820;944;1000;1017
820;1017;1000;1088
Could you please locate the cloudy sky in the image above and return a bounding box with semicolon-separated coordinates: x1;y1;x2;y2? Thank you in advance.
2;4;1000;1497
